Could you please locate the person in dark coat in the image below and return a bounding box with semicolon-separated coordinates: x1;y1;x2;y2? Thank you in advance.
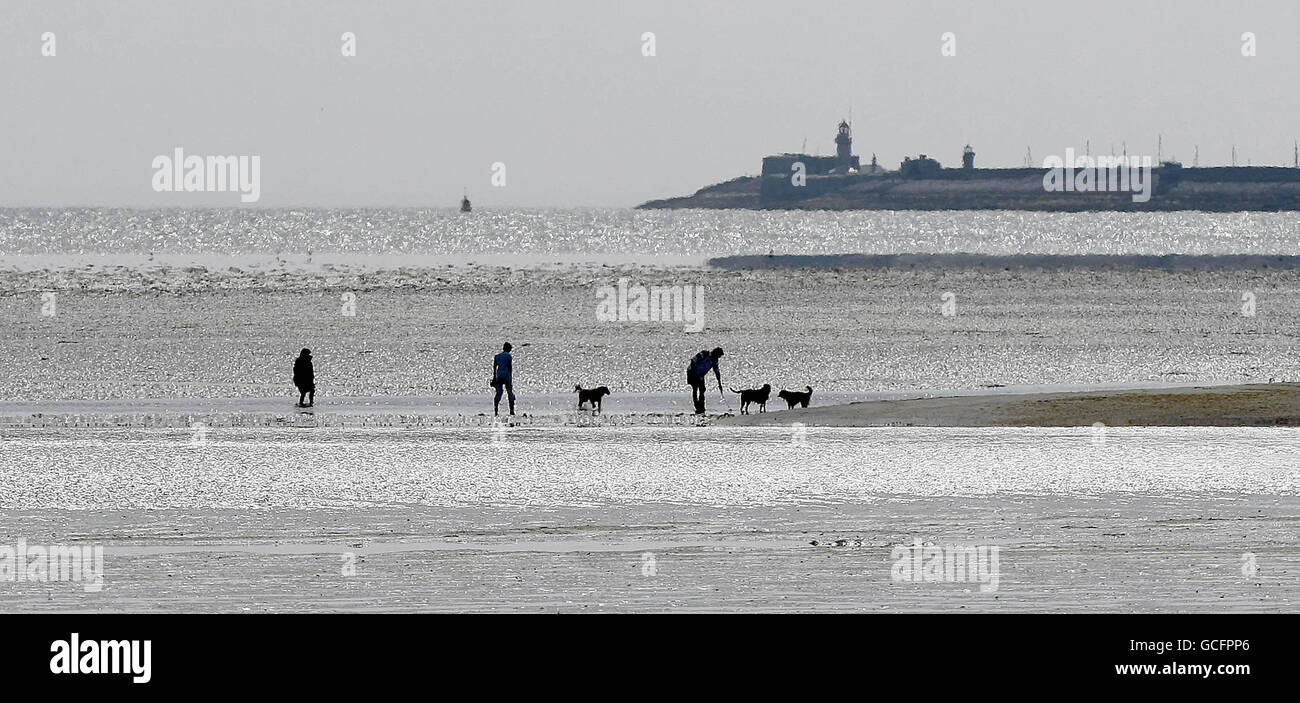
293;348;315;407
686;347;724;414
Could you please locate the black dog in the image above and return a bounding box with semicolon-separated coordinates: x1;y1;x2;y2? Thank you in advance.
729;384;771;414
574;385;611;411
778;386;813;409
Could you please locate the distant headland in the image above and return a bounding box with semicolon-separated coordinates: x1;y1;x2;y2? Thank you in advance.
637;121;1300;211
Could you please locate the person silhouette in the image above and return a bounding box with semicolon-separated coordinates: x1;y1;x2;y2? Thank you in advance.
293;348;315;407
491;342;516;416
686;347;724;414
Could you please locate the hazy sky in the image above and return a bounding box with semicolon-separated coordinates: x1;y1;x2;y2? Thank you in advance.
4;0;1298;207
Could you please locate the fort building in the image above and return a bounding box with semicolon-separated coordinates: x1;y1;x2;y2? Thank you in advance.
761;120;861;177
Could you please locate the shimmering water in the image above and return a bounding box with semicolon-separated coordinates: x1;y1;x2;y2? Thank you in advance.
3;426;1296;510
2;208;1298;263
3;209;1300;401
1;264;1295;400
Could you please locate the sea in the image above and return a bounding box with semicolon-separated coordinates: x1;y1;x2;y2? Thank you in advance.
1;208;1298;402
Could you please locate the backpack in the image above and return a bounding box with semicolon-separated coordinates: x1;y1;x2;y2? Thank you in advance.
687;350;711;376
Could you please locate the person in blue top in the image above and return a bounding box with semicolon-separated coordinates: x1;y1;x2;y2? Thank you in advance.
686;347;724;414
491;342;516;416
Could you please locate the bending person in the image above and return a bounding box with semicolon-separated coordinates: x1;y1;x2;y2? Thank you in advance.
686;347;724;414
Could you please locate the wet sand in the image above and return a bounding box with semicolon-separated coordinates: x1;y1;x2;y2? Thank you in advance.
4;264;1299;403
719;382;1300;427
1;385;1295;612
2;382;1293;429
2;496;1293;612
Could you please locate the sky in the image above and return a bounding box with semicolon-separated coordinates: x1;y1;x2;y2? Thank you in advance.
3;0;1298;208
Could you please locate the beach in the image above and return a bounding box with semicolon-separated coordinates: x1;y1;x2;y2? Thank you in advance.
3;495;1294;613
2;208;1299;613
720;382;1300;427
2;420;1296;612
1;381;1297;429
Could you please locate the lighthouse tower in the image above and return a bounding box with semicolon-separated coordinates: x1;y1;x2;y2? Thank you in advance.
835;120;853;167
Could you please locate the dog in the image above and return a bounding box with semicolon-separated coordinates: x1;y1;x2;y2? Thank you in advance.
574;385;611;412
729;384;771;414
778;386;813;409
